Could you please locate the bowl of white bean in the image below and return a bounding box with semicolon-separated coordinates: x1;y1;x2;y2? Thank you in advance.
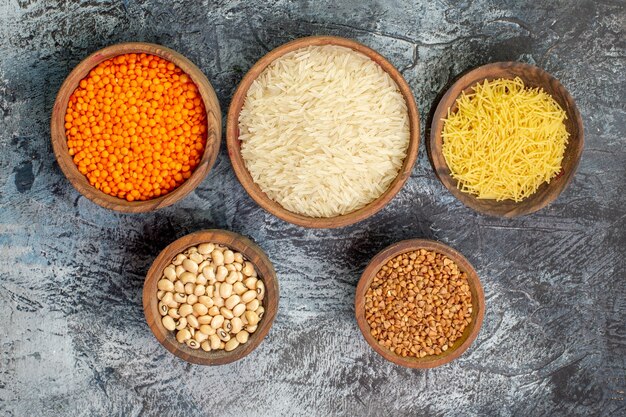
143;229;278;365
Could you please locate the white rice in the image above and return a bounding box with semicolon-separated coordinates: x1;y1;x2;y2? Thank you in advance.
238;45;410;218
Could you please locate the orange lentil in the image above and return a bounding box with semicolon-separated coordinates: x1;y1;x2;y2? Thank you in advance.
65;53;206;201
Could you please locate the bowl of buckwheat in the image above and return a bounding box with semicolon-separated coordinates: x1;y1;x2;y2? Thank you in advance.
355;239;484;368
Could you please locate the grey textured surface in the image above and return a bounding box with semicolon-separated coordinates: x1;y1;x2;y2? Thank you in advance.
1;0;625;416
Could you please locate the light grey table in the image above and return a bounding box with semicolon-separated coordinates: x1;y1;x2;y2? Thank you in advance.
1;1;624;416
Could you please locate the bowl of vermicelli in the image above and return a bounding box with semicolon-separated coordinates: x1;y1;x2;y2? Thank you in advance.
429;62;583;217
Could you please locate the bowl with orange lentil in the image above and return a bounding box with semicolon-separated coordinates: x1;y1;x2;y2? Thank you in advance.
51;42;221;212
355;239;485;368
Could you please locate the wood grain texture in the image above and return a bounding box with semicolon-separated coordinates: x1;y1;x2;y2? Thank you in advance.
50;42;222;212
428;62;584;218
143;229;278;365
226;35;420;228
355;239;484;368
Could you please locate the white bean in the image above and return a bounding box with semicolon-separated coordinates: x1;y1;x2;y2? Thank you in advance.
246;299;259;312
187;314;199;329
231;317;243;334
159;244;267;351
198;243;215;255
211;249;224;266
223;250;235;264
198;296;213;308
175;317;187;330
244;277;258;290
194;331;208;343
164;266;176;281
179;304;193;317
158;301;168;316
162;292;174;306
193;303;208;316
186;339;200;349
203;265;216;279
172;254;186;266
245;310;260;326
209;334;221;350
217;328;230;342
256;280;265;300
226;271;238;284
195;273;207;286
162;316;176;331
187;294;198;305
176;328;191;343
225;338;239;352
181;272;196;285
222;319;232;332
189;252;204;265
206;285;215;298
220;283;233;299
166;297;179;309
233;303;246;317
212;296;224;308
199;324;214;335
157;279;174;292
241;290;257;304
225;294;241;310
210;315;224;329
182;259;198;274
220;307;234;320
242;262;255;277
233;282;247;296
215;266;228;282
194;285;206;296
168;308;180;319
236;330;249;344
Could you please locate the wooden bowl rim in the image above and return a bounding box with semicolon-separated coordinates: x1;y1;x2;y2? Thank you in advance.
428;61;584;218
50;41;222;213
226;35;420;228
355;239;485;369
142;229;279;365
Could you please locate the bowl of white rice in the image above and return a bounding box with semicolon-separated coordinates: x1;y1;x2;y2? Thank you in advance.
227;36;420;228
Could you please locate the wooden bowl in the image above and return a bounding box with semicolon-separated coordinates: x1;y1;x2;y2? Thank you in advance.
428;62;584;217
50;42;222;212
142;229;279;365
226;35;420;228
355;239;485;368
